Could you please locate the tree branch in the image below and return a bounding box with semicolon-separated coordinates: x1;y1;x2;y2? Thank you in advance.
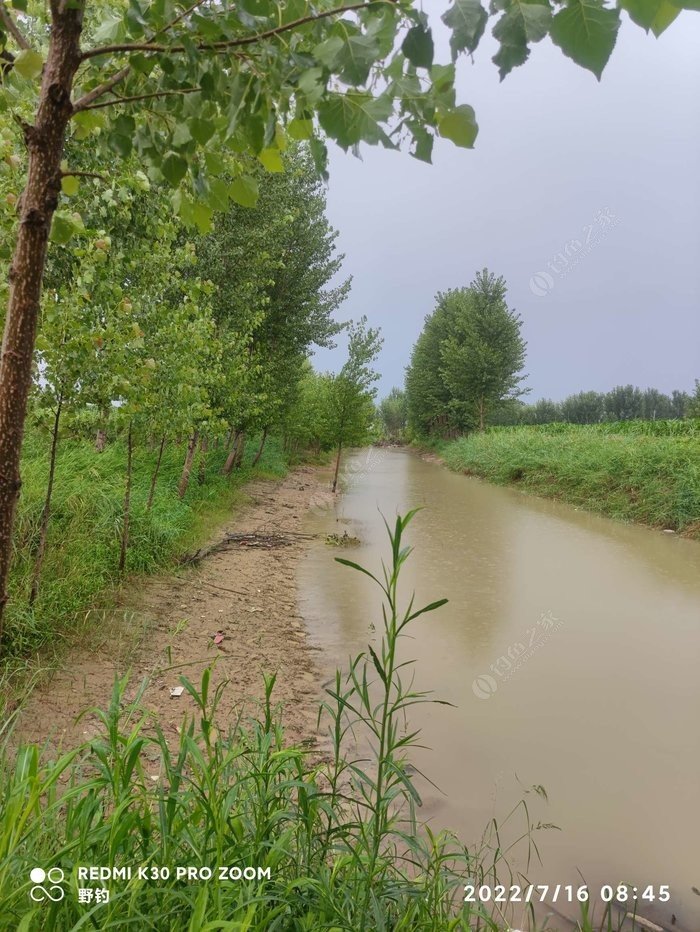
81;0;390;60
77;85;202;112
71;65;130;113
60;170;106;180
0;1;32;51
152;0;210;41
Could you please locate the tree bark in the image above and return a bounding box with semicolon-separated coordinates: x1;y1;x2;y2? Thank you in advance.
0;6;84;641
252;427;268;467
177;430;199;498
478;397;486;431
332;442;342;493
95;427;107;452
146;434;166;512
233;430;246;468
197;434;208;484
28;396;62;607
118;421;133;575
221;429;241;477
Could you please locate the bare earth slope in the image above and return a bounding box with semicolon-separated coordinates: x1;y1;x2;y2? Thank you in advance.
15;466;333;751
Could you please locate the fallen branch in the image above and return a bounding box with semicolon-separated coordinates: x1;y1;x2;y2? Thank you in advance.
180;531;306;566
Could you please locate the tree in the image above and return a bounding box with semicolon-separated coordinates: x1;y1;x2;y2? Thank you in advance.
0;0;696;635
560;390;605;424
439;270;528;430
604;384;643;421
688;381;700;418
671;388;691;419
405;302;457;437
379;388;407;441
405;270;527;435
328;317;382;492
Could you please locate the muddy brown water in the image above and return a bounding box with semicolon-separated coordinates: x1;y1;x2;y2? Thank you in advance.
297;448;700;930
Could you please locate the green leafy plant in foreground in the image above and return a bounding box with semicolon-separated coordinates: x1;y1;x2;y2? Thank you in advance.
0;513;550;931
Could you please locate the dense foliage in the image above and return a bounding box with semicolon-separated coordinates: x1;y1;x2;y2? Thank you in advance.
0;148;384;658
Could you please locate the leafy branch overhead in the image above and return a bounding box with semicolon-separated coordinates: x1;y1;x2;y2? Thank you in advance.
0;0;694;223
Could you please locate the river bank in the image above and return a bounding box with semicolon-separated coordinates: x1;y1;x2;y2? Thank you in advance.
13;466;333;752
430;422;700;538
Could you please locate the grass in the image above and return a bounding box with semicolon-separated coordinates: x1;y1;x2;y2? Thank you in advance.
2;429;289;688
0;513;547;932
440;420;700;536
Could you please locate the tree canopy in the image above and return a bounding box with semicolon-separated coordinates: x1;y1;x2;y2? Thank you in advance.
406;270;527;436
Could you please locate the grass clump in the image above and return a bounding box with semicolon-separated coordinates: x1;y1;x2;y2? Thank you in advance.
441;420;700;536
0;514;536;932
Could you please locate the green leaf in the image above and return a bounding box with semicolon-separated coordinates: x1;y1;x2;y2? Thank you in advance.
408;121;434;163
401;25;435;69
438;105;479;148
229;174;259;208
161;153;188;186
108;132;132;158
620;0;680;34
189;117;215;145
72;109;104;140
13;49;43;80
492;0;552;79
61;175;80;197
288;118;314;140
297;67;326;104
337;34;381;85
258;148;284;172
192;201;213;233
50;211;80;245
93;14;123;44
441;0;488;60
207;177;230;210
317;92;394;150
11;0;28;11
550;0;621;80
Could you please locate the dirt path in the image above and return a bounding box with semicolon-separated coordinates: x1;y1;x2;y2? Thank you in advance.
15;465;334;752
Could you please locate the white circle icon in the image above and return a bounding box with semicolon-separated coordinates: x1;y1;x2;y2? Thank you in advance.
30;868;46;884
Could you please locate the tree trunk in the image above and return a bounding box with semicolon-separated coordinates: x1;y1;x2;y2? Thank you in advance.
478;397;486;431
0;7;84;640
252;427;268;467
233;431;246;468
146;435;166;512
197;434;208;484
221;429;241;477
177;430;199;498
118;422;133;575
28;396;62;607
332;442;343;493
95;427;107;452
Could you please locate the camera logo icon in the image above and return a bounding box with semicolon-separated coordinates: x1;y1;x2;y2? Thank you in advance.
29;867;66;902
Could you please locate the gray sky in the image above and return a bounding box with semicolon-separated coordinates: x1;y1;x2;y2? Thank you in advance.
312;10;700;402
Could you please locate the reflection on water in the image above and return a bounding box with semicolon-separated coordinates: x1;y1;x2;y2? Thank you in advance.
297;449;700;929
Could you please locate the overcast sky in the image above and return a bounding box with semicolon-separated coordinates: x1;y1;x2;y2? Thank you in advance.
311;10;700;402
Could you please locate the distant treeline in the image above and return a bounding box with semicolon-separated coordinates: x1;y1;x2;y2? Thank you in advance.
493;383;699;427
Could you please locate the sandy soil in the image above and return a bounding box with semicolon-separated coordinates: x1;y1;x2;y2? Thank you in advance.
15;465;334;752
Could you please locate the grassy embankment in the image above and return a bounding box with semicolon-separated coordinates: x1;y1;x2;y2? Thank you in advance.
2;430;290;684
440;419;700;537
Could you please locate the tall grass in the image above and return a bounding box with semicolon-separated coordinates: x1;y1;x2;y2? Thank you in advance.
441;421;700;536
0;513;541;931
5;430;288;662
